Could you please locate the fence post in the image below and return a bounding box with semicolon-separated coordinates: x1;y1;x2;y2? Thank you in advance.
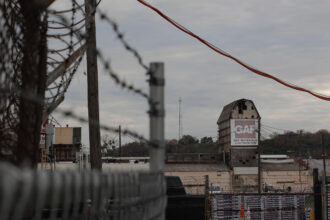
205;175;210;220
322;171;327;220
314;168;322;219
149;62;165;172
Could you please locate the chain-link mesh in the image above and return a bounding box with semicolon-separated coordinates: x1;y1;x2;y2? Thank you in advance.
0;0;85;159
0;0;23;155
0;162;167;220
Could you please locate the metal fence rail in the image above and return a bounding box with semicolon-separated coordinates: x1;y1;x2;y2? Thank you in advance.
210;193;314;220
0;162;167;220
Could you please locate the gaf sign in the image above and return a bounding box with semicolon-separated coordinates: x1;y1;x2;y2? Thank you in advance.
230;119;258;146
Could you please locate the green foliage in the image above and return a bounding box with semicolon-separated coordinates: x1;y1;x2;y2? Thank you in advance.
200;136;214;144
106;134;218;157
179;135;199;145
104;130;330;157
107;141;149;157
261;129;330;157
167;135;217;154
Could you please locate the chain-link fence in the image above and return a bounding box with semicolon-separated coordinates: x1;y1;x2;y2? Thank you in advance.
208;192;315;220
0;162;167;220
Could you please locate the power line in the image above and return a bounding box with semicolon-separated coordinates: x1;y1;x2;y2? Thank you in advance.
137;0;330;102
261;123;292;132
261;127;275;137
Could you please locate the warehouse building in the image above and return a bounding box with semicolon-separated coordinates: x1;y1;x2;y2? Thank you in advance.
53;126;81;161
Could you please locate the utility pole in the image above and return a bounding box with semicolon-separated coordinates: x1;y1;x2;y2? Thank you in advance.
85;0;102;170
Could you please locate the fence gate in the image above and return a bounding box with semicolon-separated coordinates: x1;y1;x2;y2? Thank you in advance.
209;193;314;220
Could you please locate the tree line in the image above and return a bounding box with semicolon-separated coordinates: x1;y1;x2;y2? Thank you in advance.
101;129;330;158
101;135;218;157
261;129;330;157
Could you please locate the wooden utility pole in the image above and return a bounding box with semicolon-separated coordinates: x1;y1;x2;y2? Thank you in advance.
85;0;102;170
16;0;48;167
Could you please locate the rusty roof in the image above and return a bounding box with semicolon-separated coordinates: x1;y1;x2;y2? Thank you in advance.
217;98;259;124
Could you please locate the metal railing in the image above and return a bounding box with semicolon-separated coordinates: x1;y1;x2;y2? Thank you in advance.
0;162;167;220
209;192;314;220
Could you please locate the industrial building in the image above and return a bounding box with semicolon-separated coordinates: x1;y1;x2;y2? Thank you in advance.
217;98;261;191
53;126;81;161
165;98;313;193
40;125;81;162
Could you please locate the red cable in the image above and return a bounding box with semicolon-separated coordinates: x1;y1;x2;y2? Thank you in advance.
137;0;330;101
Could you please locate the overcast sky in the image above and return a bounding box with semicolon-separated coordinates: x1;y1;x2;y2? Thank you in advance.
51;0;330;147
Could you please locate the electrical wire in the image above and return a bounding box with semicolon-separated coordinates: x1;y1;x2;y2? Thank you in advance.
261;127;276;137
262;123;291;132
137;0;330;102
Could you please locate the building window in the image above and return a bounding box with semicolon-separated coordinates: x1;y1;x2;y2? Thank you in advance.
238;101;247;114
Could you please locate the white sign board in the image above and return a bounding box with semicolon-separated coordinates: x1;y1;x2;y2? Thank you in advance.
230;119;258;146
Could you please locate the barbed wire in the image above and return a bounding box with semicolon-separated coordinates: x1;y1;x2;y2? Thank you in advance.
52;4;157;111
1;0;160;161
47;23;86;38
1;86;158;148
0;0;23;131
48;3;85;15
59;109;153;146
0;0;87;156
45;0;87;123
97;50;158;112
54;9;157;111
98;9;150;73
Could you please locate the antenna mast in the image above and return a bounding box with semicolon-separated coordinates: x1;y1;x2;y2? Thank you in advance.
178;97;182;140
